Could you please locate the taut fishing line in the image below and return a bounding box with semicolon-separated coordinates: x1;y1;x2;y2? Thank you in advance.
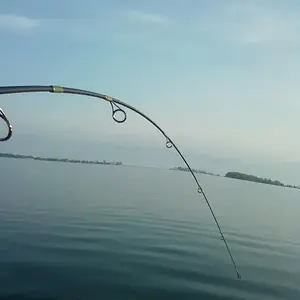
0;85;241;279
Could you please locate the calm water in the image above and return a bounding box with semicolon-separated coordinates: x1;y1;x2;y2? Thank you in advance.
1;159;300;300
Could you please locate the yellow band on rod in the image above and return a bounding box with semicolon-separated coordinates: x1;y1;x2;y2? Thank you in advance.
105;95;113;102
52;86;64;93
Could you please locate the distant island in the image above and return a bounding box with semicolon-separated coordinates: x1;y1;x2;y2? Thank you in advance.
170;166;220;177
225;172;300;189
171;166;300;190
0;153;122;166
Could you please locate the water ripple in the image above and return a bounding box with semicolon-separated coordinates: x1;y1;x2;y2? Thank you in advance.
1;163;300;300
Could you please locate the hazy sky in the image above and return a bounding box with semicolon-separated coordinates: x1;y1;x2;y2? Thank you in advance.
1;0;300;183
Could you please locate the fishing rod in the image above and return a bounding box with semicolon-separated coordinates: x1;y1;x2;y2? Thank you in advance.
0;85;241;279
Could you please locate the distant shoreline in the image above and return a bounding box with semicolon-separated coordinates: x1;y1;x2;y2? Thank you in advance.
0;153;122;166
170;166;220;176
1;153;299;189
171;166;300;190
224;172;300;189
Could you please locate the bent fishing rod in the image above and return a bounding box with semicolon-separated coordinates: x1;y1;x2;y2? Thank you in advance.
0;85;241;279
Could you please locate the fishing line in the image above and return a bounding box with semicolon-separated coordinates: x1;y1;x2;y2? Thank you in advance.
0;85;241;279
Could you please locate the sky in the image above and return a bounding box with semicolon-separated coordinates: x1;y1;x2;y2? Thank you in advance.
1;0;300;184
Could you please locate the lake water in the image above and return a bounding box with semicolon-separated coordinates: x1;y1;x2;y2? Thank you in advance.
1;159;300;300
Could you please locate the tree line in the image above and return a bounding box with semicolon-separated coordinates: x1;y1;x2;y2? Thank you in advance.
0;153;122;166
225;172;300;189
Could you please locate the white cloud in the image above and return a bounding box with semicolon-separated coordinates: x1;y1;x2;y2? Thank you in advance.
232;11;300;45
199;2;300;45
124;10;169;25
0;14;39;32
